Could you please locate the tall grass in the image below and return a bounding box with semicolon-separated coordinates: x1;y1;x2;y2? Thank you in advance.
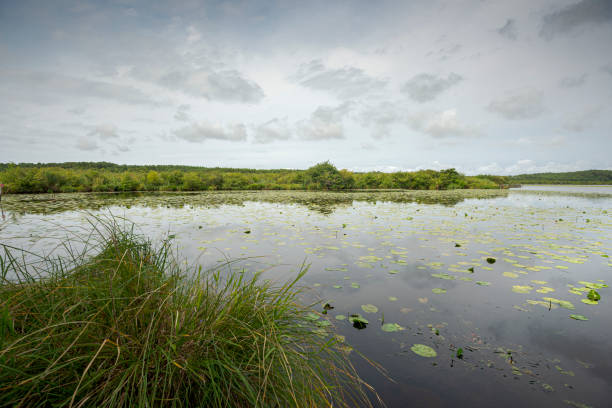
0;218;374;407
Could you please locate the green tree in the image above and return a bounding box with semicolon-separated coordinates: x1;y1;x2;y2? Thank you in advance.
304;161;346;190
182;172;203;191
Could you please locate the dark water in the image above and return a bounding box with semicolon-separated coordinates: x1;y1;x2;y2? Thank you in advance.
1;189;611;408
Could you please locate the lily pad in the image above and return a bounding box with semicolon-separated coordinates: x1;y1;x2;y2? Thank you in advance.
388;296;398;301
512;285;532;294
432;288;446;294
381;323;404;332
569;314;588;321
361;304;379;313
587;289;601;301
411;344;437;358
486;257;496;264
350;282;360;289
581;299;599;305
476;281;491;286
316;320;331;327
305;312;319;321
348;314;369;329
335;314;346;320
431;273;456;280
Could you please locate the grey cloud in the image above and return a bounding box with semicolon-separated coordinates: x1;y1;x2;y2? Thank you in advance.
603;63;612;75
159;69;264;103
174;122;248;143
359;101;402;139
497;19;518;40
401;73;463;103
174;104;191;121
75;138;99;151
405;109;481;138
559;74;587;88
487;90;545;120
297;103;351;141
292;59;387;99
253;118;292;144
563;106;602;132
88;124;119;140
68;107;86;115
540;0;612;39
0;71;156;105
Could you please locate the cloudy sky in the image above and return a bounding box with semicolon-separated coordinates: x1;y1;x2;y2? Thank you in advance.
1;0;611;174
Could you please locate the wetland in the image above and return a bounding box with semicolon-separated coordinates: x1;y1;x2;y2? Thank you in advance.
1;187;611;407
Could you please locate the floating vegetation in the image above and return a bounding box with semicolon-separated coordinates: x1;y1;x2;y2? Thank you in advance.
512;285;532;294
381;323;404;332
410;344;437;358
570;314;588;321
431;273;456;280
587;290;601;301
348;314;369;330
432;288;447;294
361;304;379;313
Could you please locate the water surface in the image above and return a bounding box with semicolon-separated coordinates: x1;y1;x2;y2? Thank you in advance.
1;188;611;408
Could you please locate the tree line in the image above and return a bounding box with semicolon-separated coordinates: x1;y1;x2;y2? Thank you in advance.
0;161;503;194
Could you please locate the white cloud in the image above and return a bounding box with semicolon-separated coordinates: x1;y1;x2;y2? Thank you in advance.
296;103;351;141
174;122;248;143
174;104;191;122
406;109;481;138
75;138;99;151
253;118;292;144
88;124;119;140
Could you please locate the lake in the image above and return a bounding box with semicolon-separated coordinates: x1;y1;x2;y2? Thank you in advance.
1;187;611;408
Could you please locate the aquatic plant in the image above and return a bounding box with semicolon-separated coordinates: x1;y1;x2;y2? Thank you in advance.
0;218;374;407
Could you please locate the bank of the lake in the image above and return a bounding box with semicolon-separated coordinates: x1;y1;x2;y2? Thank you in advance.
0;220;372;407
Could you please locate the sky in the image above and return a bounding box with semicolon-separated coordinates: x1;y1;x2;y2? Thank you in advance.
1;0;611;175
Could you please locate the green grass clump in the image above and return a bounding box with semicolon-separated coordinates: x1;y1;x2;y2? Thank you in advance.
0;220;372;407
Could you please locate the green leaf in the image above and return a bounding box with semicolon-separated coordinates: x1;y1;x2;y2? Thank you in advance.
569;314;588;321
456;348;464;359
411;344;437;358
361;304;378;313
381;323;404;332
432;288;446;294
587;289;601;301
304;312;319;321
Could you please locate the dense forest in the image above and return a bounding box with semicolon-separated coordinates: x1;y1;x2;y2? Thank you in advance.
506;170;612;185
1;162;609;194
0;162;499;193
